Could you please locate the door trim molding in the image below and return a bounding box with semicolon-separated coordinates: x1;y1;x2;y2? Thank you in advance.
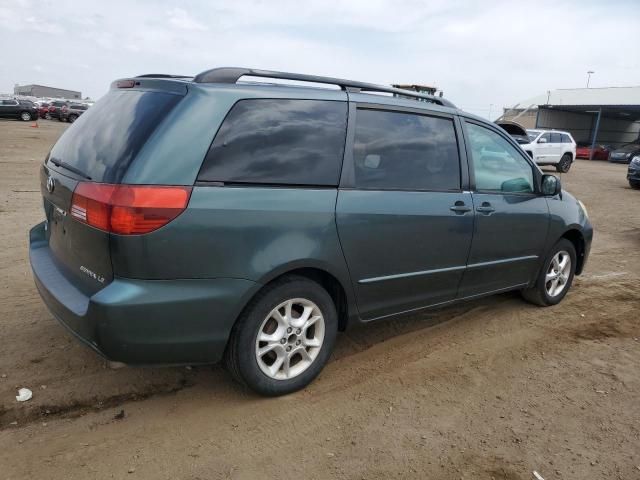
466;255;538;270
359;255;538;285
359;265;466;284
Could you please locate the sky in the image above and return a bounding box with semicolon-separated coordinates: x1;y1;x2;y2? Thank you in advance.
1;0;638;119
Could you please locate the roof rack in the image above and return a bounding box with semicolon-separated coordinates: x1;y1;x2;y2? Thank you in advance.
136;74;192;79
192;67;456;108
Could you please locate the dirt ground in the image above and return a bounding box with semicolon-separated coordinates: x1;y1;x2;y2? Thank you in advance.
0;119;638;480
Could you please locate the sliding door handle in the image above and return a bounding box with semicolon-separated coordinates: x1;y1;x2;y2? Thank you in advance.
450;201;471;213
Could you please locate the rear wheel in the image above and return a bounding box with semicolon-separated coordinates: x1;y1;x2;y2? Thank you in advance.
522;239;576;306
225;275;338;396
19;111;31;121
68;114;78;123
44;112;51;120
630;180;640;190
556;154;572;173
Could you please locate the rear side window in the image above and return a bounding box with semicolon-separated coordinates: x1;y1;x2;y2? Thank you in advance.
198;99;347;186
561;134;573;143
48;90;182;183
550;133;562;143
352;109;460;191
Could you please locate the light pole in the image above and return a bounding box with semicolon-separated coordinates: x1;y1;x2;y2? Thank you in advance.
586;70;594;88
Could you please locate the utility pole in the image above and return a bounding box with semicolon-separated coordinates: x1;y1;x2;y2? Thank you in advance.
586;70;594;88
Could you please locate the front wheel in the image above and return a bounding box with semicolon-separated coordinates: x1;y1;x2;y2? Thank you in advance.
556;154;573;173
67;114;78;123
225;276;338;396
20;111;31;121
522;239;576;306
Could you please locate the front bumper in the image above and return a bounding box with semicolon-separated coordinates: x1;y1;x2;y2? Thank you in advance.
29;222;259;365
627;165;640;182
609;155;630;164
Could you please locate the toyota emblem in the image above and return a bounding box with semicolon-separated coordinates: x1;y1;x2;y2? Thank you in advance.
46;176;55;193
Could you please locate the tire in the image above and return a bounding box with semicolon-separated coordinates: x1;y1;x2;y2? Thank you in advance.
68;114;78;123
630;180;640;190
19;111;31;121
44;112;51;120
556;154;572;173
521;239;576;307
225;275;338;396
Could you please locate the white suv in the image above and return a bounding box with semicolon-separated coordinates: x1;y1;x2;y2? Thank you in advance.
521;130;576;173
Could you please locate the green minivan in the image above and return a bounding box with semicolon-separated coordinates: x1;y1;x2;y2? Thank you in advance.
30;68;593;395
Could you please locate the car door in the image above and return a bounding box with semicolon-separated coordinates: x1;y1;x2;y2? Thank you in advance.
548;132;564;162
534;132;553;163
458;120;549;297
0;99;17;118
336;105;474;320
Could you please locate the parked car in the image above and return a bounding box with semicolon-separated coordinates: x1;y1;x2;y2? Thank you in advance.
47;100;69;120
0;98;37;121
29;68;593;396
519;129;577;173
609;143;640;164
38;102;51;119
59;103;89;123
628;155;640;189
576;142;611;160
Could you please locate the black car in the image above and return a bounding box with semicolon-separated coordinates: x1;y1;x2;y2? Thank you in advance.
0;98;37;121
609;143;640;164
627;155;640;189
59;103;89;123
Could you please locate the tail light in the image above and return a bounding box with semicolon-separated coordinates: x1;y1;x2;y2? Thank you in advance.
71;183;192;235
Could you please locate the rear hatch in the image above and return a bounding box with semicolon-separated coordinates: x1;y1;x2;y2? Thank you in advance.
41;83;185;295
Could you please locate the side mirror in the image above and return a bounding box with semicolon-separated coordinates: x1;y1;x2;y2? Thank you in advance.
541;174;561;196
537;137;548;144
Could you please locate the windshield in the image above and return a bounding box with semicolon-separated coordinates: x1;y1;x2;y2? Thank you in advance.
526;129;542;141
48;90;182;183
615;143;640;152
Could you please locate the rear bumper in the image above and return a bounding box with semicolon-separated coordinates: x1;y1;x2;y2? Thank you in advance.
29;222;259;365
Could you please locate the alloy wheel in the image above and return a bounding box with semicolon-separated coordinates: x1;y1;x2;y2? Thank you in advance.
255;298;325;380
545;250;571;297
20;112;31;121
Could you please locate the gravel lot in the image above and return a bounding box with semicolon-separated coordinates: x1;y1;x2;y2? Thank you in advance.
0;119;638;479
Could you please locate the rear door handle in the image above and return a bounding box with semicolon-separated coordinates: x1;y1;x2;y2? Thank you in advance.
450;201;471;214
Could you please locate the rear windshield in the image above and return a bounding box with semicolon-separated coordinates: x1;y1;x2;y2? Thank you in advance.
48;90;182;183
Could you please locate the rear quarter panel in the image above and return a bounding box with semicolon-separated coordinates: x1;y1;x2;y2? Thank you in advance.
110;186;357;309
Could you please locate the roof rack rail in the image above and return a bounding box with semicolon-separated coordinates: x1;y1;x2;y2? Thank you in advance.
136;74;192;79
192;67;456;108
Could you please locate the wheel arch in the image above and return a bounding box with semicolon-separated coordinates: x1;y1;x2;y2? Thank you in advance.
561;228;586;275
246;261;358;333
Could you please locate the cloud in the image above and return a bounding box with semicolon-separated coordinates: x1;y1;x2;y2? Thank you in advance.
166;7;207;31
0;0;638;116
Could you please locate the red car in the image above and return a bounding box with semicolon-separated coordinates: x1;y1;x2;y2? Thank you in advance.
576;142;611;160
37;102;50;119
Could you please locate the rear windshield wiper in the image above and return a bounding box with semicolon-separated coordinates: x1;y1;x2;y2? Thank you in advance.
49;159;92;180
